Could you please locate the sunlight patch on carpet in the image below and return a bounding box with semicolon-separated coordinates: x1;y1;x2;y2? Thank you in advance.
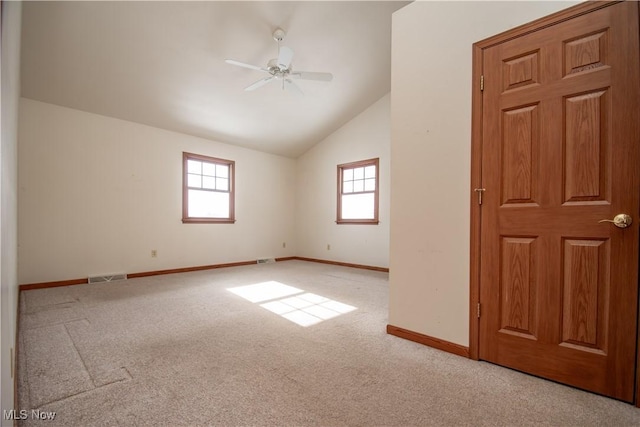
227;281;302;303
227;282;357;327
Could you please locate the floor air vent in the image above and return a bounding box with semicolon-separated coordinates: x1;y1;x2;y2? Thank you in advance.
88;273;127;284
256;258;276;264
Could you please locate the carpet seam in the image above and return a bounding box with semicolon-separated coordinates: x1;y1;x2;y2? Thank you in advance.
23;318;89;331
27;321;129;409
33;378;132;411
63;323;97;389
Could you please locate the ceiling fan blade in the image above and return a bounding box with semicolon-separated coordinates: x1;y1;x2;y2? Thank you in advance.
244;77;274;91
278;46;294;69
290;71;333;82
225;59;268;73
285;79;304;96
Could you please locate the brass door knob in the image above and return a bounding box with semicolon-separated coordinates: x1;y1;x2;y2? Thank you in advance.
598;214;633;229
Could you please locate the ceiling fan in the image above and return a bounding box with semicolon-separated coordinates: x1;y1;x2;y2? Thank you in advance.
225;28;333;95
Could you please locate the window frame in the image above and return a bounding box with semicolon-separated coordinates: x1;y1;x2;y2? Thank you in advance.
182;152;235;224
336;158;380;225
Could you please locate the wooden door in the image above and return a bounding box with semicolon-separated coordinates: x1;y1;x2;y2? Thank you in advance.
476;1;640;402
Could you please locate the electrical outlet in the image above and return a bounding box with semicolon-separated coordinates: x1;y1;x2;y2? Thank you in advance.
327;244;331;250
151;250;157;258
282;242;286;248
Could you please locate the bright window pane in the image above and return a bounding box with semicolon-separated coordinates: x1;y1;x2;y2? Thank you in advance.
216;177;228;191
229;281;302;303
364;165;376;179
202;176;216;190
320;300;357;314
282;310;323;327
353;167;364;180
188;189;229;218
343;169;353;182
343;181;353;193
280;296;314;309
216;164;229;179
341;193;374;219
187;174;202;188
303;304;340;320
298;293;328;304
187;160;201;174
261;301;296;315
353;179;364;192
364;178;376;191
202;162;216;176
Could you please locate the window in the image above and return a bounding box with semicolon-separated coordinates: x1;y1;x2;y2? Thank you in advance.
182;152;235;223
337;158;379;224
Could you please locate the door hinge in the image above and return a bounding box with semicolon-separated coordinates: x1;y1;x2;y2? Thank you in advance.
474;188;485;205
480;75;484;91
477;303;481;318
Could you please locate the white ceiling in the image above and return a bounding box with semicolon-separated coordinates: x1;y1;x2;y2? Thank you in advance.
20;1;409;158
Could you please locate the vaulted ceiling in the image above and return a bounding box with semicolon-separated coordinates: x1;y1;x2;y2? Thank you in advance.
20;1;409;158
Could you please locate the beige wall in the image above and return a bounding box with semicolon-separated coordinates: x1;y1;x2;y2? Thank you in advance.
18;99;297;284
389;1;581;346
1;1;22;420
18;93;391;285
18;94;390;284
296;94;390;268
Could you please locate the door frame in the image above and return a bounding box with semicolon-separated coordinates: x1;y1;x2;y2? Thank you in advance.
468;0;640;406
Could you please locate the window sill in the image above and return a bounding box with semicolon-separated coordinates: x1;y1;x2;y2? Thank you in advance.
182;218;236;224
336;220;379;225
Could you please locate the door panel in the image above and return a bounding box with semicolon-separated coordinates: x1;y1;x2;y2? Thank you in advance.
564;90;609;202
500;237;537;338
501;105;538;205
561;238;609;353
478;1;639;402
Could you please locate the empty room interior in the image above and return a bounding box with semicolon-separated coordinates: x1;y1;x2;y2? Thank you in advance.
2;1;640;425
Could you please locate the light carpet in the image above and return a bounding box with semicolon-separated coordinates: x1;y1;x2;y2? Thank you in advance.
17;260;640;426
